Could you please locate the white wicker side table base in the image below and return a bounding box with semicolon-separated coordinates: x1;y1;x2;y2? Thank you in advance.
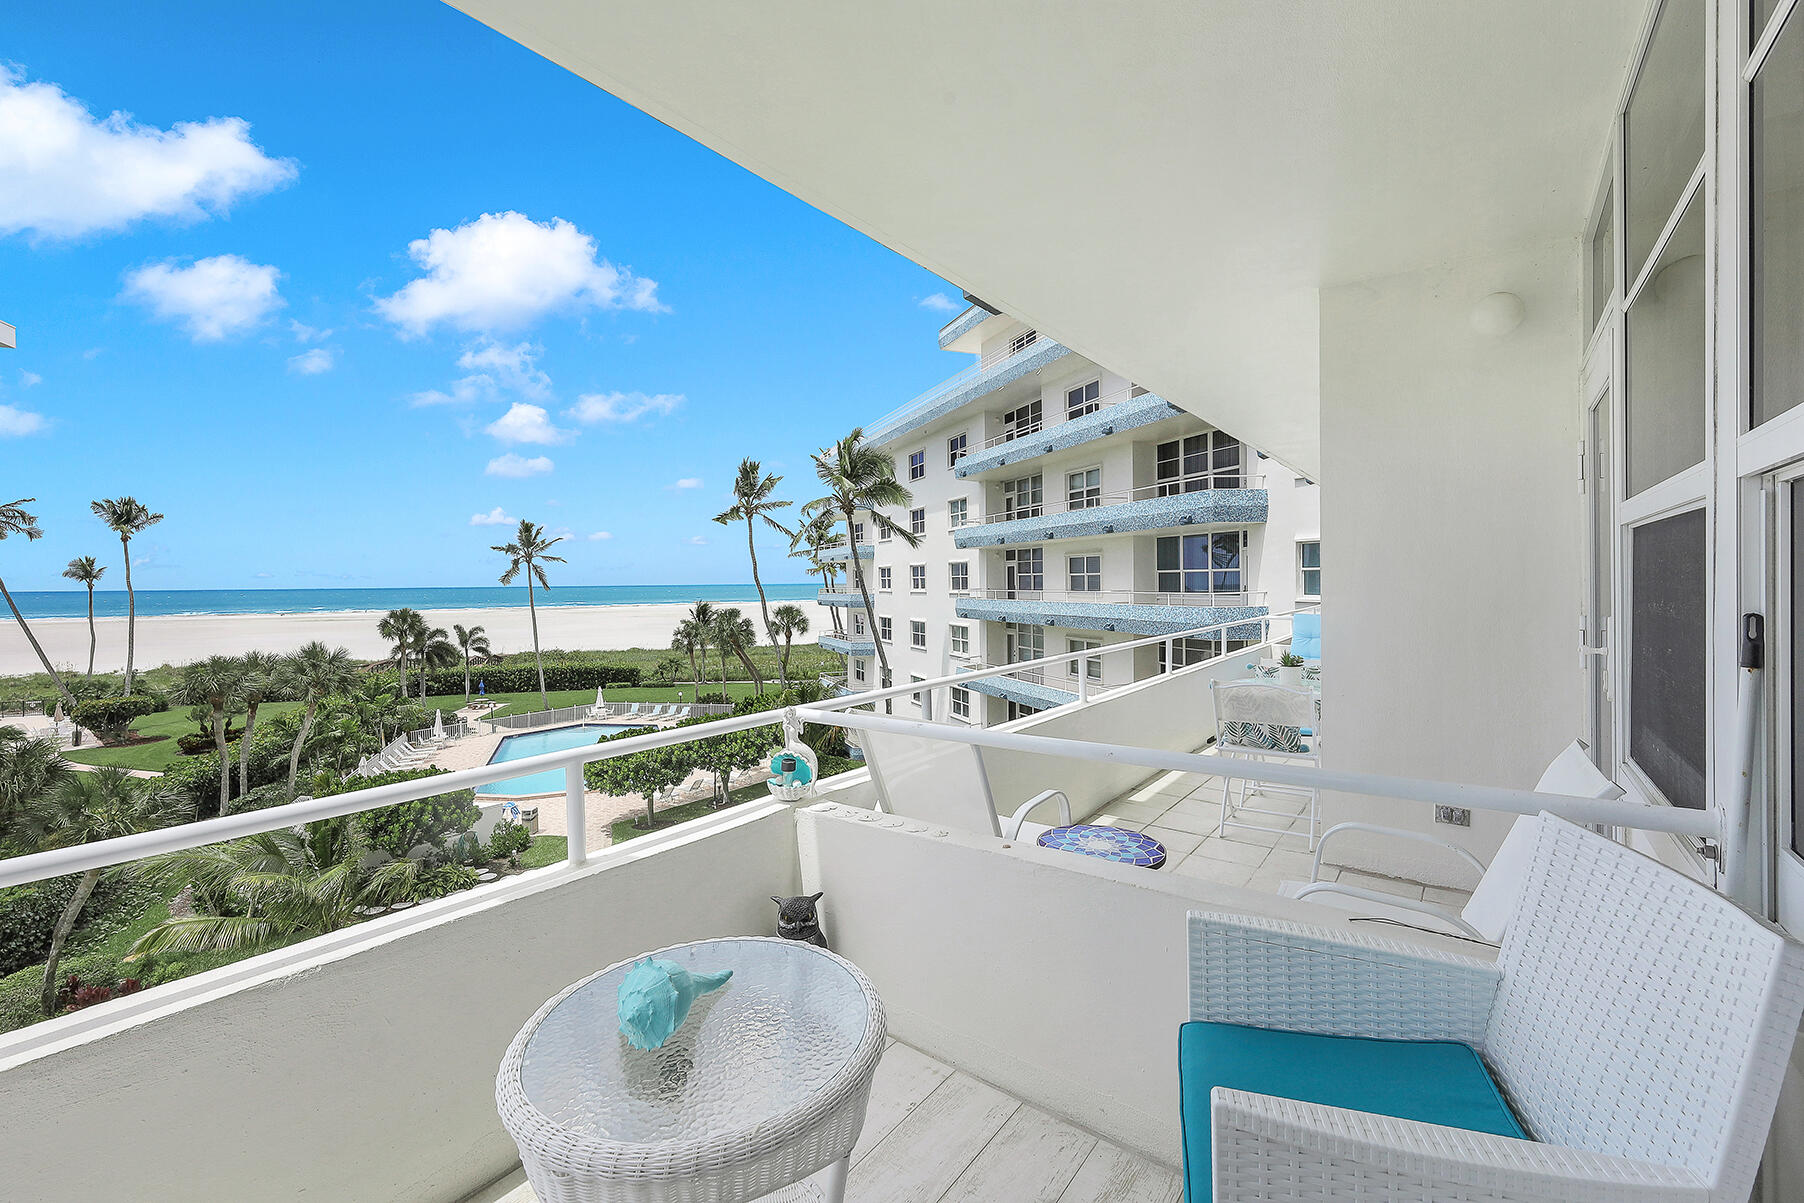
498;937;887;1203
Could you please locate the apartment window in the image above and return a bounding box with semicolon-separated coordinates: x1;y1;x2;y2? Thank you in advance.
1066;379;1101;419
947;432;968;467
948;498;968;529
949;623;970;655
1066;467;1102;509
1009;328;1038;356
879;519;892;542
878;566;893;591
910;620;927;649
1156;531;1242;595
1007;701;1042;721
1009;623;1045;663
1067;637;1102;681
1298;541;1321;598
949;561;970;593
852;613;866;636
879;616;893;643
1002;400;1043;441
908;450;926;481
852;659;866;683
1068;554;1102;592
1623;0;1704;285
1156;431;1242;493
1158;636;1224;671
910;675;925;706
881;667;892;713
910;564;926;592
1628;509;1706;809
910;507;926;536
1002;473;1044;519
950;686;971;720
1003;547;1044;593
881;668;892;688
851;521;865;544
1625;190;1706;495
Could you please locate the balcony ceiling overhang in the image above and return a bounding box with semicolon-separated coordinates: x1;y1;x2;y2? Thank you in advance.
450;0;1646;479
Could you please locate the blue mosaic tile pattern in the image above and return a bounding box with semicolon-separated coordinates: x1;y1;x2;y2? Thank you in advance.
816;593;865;608
937;304;990;349
954;394;1185;478
953;489;1268;548
961;674;1077;710
954;598;1268;640
1036;824;1167;869
817;543;874;562
868;338;1074;447
817;634;876;656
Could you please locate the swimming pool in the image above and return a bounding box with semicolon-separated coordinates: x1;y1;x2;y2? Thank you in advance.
481;724;647;796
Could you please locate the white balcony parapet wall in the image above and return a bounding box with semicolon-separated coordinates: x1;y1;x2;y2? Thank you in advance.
936;303;989;349
864;335;1073;448
954;486;1269;548
817;633;876;656
815;541;873;562
955;593;1268;639
956;391;1186;476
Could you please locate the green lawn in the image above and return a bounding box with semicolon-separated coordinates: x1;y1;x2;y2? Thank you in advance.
432;682;769;720
520;834;567;868
61;701;304;773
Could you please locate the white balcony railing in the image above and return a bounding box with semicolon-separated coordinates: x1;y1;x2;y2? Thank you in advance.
970;475;1266;526
962;587;1267;608
974;380;1155;452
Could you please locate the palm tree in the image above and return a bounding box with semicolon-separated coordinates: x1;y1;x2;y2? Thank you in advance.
808;428;919;680
492;520;566;711
25;767;186;1015
173;655;247;818
670;619;703;687
0;727;68;837
131;817;420;958
712;606;763;693
413;623;458;700
687;600;716;685
452;624;492;703
376;607;425;696
790;509;845;635
61;555;105;679
713;458;793;647
89;496;162;697
235;651;283;801
769;604;810;689
283;642;358;801
0;499;77;711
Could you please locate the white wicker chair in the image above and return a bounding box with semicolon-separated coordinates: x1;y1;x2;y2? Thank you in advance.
1187;814;1804;1202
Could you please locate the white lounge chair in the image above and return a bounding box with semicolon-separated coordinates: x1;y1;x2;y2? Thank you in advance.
1186;815;1804;1203
1280;740;1622;941
1210;678;1321;849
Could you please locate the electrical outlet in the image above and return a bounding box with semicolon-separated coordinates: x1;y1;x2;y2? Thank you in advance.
1435;805;1472;827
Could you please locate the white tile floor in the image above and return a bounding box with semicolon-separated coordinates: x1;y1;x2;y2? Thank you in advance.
1088;769;1476;908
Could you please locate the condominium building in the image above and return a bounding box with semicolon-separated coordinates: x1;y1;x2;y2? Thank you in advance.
819;301;1319;725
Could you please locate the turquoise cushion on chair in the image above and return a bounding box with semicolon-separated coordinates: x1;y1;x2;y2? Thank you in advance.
1179;1021;1527;1202
1289;612;1321;660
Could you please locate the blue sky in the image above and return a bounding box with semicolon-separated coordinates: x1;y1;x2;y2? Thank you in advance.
0;0;966;592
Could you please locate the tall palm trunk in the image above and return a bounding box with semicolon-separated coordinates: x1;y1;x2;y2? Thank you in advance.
120;538;136;697
39;867;101;1016
209;701;231;817
395;649;408;698
462;653;472;703
841;504;889;679
731;642;763;693
684;648;700;687
84;583;96;678
286;696;319;802
238;699;261;800
527;575;547;710
780;635;793;688
826;566;845;635
0;574;76;710
745;520;774;647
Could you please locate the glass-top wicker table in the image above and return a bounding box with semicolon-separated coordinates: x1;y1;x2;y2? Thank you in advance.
497;937;886;1203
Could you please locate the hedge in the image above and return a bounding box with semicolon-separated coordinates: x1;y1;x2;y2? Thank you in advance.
313;767;480;856
418;663;641;696
71;696;160;736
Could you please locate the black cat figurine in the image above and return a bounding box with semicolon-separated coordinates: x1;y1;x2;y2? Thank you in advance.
772;892;827;947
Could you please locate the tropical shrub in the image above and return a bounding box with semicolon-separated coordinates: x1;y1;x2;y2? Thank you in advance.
408;864;480;901
485;819;533;860
312;768;479;856
0;878;81;977
70;696;159;739
418;663;641;697
695;691;731;706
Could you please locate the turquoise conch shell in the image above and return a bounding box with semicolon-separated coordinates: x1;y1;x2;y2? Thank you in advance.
617;958;733;1050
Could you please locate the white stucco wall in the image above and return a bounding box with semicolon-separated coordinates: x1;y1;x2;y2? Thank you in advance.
1318;241;1586;882
0;805;800;1203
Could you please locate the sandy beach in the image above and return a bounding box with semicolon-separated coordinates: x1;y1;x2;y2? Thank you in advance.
0;601;835;676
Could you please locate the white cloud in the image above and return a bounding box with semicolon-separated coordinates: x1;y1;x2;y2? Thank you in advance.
290;320;331;343
287;347;335;375
485;402;571;445
469;506;517;526
587;530;613;541
485;452;554;478
411;339;552;407
687;535;708;546
918;292;959;312
0;66;295;241
565;391;683;424
122;254;283;341
19;371;41;388
410;377;490;407
0;405;46;437
81;347;103;360
374;211;663;337
671;477;703;490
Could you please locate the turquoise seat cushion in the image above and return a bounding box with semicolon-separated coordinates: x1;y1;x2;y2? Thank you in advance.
1179;1021;1527;1202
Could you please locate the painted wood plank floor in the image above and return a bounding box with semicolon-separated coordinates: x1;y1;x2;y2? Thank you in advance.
474;1041;1180;1203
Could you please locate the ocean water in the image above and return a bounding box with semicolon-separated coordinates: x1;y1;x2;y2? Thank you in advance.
482;723;648;796
10;583;819;620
